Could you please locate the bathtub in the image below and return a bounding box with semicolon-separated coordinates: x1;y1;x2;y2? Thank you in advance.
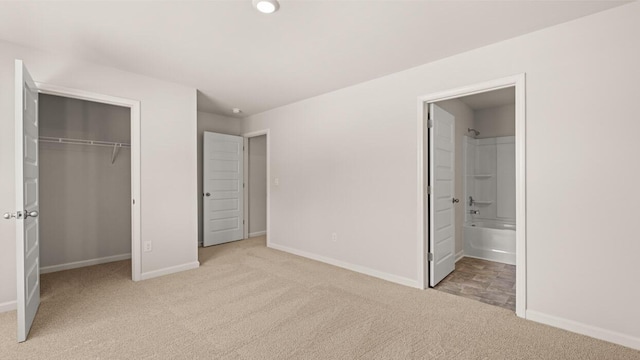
463;221;516;265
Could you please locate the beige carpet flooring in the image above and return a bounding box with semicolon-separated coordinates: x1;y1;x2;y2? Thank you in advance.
1;236;638;359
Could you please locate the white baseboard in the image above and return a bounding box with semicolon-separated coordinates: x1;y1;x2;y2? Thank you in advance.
40;254;131;274
249;231;267;238
268;243;421;289
0;300;17;313
139;261;200;281
455;251;464;263
526;310;640;351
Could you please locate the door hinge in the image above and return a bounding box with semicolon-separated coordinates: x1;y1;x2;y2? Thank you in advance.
243;220;245;224
427;119;433;128
428;253;434;261
426;186;431;195
243;183;245;188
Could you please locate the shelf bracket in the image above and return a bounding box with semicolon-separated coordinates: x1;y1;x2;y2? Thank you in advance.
111;144;120;164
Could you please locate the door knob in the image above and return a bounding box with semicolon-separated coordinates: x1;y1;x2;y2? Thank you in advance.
452;198;460;203
26;210;38;218
3;212;24;219
205;193;211;197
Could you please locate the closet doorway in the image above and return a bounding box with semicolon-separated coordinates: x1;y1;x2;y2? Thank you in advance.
39;94;131;275
10;62;141;342
36;83;142;282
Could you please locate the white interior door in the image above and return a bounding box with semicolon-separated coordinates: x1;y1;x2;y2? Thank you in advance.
429;103;456;286
15;60;40;342
203;132;244;246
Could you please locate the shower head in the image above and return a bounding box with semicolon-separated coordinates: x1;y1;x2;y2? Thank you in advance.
468;128;480;137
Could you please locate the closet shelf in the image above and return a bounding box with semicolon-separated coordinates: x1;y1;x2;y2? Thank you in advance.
39;136;130;148
470;174;494;178
39;136;130;164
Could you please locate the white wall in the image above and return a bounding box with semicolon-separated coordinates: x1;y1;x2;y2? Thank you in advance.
0;40;199;309
39;95;131;269
475;104;516;138
196;111;242;245
248;135;267;235
198;111;242;137
243;3;640;348
437;99;474;257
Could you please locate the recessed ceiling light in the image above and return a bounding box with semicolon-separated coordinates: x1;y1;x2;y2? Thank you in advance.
252;0;279;14
232;108;242;114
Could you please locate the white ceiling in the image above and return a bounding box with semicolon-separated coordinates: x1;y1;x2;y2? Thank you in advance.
0;1;627;117
459;87;515;111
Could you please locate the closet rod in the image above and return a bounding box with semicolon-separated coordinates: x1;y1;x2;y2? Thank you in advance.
39;136;130;148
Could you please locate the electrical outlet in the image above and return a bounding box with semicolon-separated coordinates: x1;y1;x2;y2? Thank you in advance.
144;241;152;252
331;233;337;242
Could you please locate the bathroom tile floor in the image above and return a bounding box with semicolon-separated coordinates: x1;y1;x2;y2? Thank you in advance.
434;257;516;311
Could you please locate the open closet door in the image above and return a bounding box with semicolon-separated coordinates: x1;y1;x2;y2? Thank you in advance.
15;60;40;342
203;132;244;246
429;103;456;287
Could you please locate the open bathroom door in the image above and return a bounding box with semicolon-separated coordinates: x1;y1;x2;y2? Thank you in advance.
429;103;456;286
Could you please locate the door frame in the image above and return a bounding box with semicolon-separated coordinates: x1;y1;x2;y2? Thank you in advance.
416;74;526;318
35;82;142;281
242;129;270;245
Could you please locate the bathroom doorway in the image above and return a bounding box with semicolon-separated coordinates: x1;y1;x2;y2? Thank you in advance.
418;75;526;316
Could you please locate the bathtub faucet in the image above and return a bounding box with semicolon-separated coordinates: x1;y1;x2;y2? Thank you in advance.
468;209;479;215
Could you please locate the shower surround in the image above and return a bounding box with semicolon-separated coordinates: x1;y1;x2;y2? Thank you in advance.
463;135;516;264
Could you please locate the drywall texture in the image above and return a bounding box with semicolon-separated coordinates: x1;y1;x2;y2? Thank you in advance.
39;95;131;268
0;40;198;307
475;104;516;138
196;111;242;245
243;2;640;346
437;99;474;256
249;135;267;235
